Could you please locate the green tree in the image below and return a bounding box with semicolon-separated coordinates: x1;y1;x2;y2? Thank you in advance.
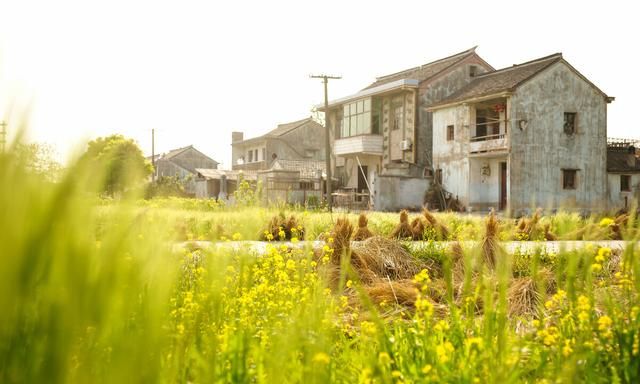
80;134;152;195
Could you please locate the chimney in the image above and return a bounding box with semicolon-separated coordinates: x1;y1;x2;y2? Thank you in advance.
232;132;244;143
627;145;637;168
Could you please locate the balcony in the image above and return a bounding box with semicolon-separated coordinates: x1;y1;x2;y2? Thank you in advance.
334;134;383;157
469;133;508;155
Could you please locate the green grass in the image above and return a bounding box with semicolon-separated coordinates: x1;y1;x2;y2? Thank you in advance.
1;148;640;383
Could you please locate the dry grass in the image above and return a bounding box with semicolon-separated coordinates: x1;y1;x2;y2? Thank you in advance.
390;210;414;239
423;207;450;240
364;279;418;307
543;223;558;241
410;217;425;240
507;277;541;317
353;213;374;241
481;210;500;269
261;213;305;240
352;236;425;282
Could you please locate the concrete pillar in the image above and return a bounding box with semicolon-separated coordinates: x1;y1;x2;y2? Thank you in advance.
219;174;228;200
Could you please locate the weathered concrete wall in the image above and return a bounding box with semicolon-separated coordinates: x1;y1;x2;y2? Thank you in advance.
418;55;492;170
171;148;218;173
374;175;430;211
341;154;381;191
279;120;327;161
468;157;508;210
432;104;471;205
607;173;640;210
510;61;608;212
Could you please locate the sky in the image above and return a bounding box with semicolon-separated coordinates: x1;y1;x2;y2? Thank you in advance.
1;0;638;167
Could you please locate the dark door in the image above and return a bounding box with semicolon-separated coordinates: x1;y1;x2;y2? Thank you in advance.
499;162;507;210
357;165;368;201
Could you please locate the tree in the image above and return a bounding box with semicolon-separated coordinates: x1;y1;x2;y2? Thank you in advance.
13;142;63;182
80;134;152;195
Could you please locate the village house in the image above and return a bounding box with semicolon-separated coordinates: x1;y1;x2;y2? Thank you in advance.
428;53;614;213
320;47;494;211
607;139;640;210
150;145;219;196
231;117;325;171
199;117;327;205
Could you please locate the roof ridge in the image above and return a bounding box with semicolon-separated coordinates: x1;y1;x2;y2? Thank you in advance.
474;53;562;78
374;46;477;81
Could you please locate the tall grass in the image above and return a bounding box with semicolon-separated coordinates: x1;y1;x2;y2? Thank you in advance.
1;146;640;383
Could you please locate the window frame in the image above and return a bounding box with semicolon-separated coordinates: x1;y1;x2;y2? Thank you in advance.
446;125;455;141
562;169;578;190
564;112;577;135
621;174;631;192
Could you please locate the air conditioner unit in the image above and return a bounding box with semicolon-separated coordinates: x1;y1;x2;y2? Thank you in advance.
401;139;412;151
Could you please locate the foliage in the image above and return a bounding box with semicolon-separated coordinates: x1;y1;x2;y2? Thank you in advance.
12;142;63;182
146;175;188;198
80;134;152;196
233;175;259;206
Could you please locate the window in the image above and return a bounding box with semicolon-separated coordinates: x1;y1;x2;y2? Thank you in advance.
446;125;454;141
564;112;577;135
563;169;577;189
248;150;253;163
341;98;372;137
621;175;631;192
262;148;266;161
255;149;259;161
392;102;404;131
469;65;478;77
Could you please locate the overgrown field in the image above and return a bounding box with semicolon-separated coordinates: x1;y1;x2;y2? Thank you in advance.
2;153;640;383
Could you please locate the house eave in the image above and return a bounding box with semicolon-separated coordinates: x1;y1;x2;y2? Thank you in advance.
427;91;513;111
316;79;419;111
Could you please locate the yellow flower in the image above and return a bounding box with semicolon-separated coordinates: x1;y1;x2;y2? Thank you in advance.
312;352;330;365
598;315;613;331
232;232;242;241
436;341;454;364
378;352;392;366
599;218;614;227
421;364;432;374
591;263;602;273
562;339;573;357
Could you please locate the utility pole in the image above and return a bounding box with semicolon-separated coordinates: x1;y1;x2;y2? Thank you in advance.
310;74;341;212
0;121;7;153
151;128;155;183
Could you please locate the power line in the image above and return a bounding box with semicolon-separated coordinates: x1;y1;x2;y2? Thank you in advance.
310;74;341;212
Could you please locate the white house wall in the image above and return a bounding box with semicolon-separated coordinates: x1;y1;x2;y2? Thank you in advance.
432;105;471;206
607;173;640;210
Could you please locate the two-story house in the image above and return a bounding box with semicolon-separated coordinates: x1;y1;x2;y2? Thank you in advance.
231;117;325;171
321;47;494;210
429;53;614;213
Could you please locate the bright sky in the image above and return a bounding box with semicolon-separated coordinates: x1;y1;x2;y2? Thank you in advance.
1;0;638;167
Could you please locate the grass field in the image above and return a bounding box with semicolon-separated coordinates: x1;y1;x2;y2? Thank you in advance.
2;151;640;383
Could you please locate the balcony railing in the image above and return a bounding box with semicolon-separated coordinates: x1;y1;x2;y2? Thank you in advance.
334;134;383;156
469;129;508;155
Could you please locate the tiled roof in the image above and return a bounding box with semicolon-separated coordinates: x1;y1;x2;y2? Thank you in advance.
195;168;258;181
431;53;563;107
607;147;640;173
271;159;326;178
362;47;479;90
265;118;317;137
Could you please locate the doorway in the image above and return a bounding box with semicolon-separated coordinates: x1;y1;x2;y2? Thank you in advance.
358;165;368;202
499;162;507;210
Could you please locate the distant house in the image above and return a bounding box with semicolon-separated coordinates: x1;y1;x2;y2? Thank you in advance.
231;117;326;171
150;145;219;195
607;140;640;210
429;53;613;213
